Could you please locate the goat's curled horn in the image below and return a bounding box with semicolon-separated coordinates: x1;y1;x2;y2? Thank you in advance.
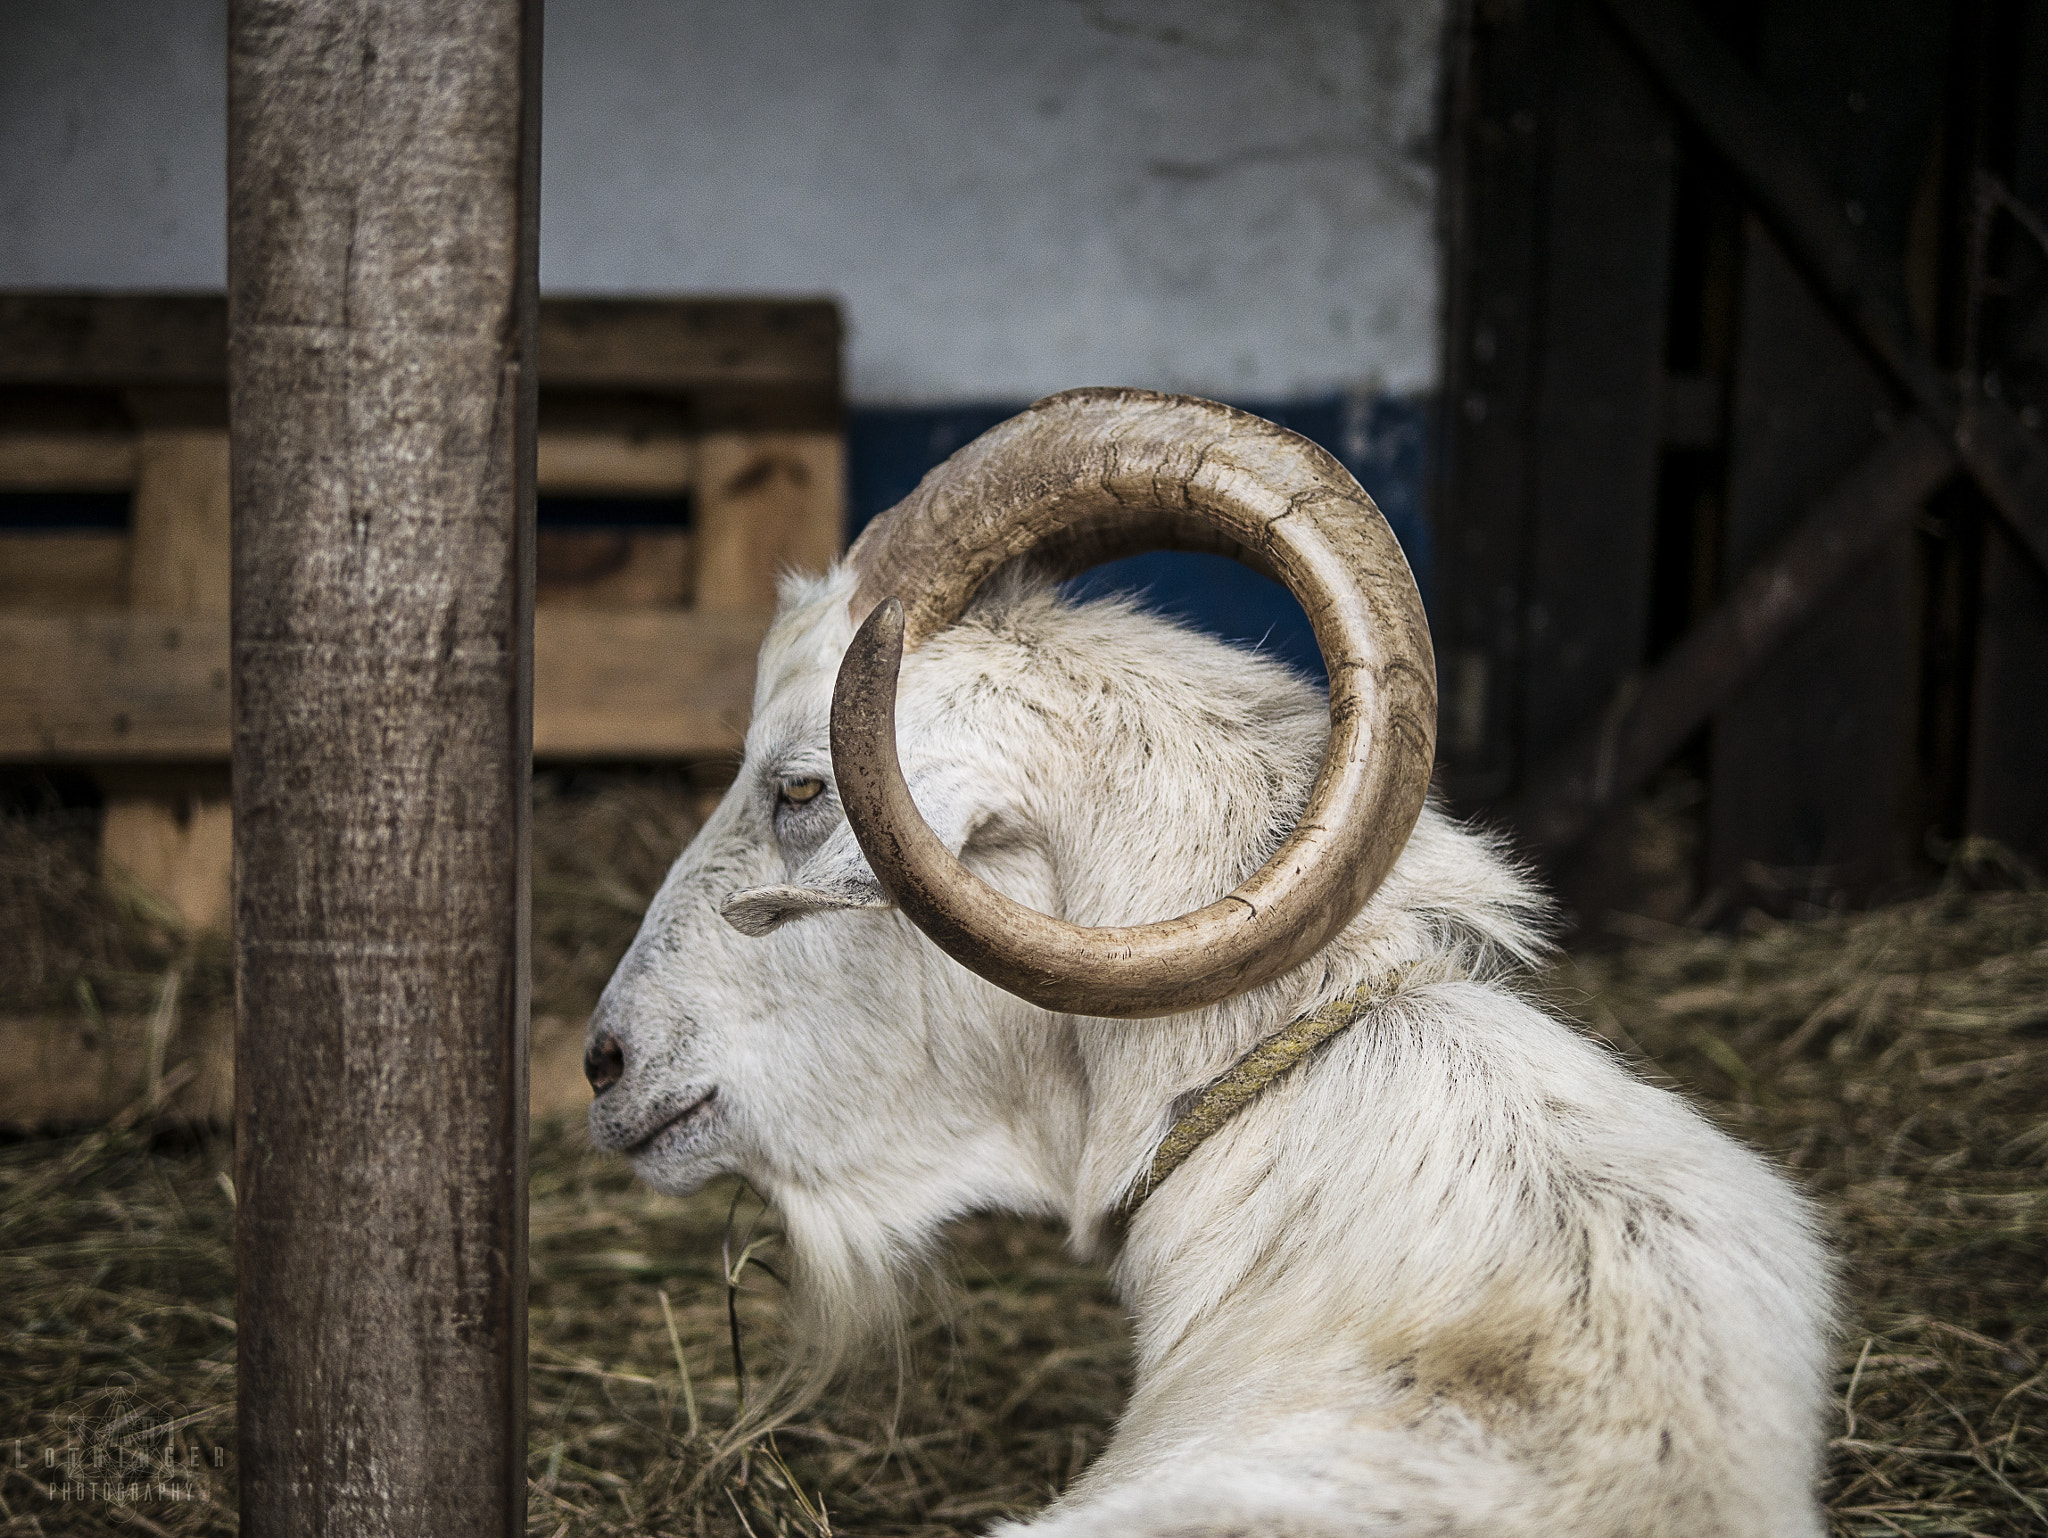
833;387;1436;1019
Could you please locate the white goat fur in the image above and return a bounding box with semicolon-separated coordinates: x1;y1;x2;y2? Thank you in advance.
589;563;1835;1537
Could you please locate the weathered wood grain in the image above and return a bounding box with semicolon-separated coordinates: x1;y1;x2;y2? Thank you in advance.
1509;417;1956;857
1597;0;2048;576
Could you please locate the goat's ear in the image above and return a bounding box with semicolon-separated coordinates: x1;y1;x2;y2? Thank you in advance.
719;835;891;936
719;772;985;938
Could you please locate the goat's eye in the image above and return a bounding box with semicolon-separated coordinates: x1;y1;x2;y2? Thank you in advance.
778;777;825;806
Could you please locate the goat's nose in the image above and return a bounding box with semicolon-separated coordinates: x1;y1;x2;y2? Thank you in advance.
584;1031;625;1095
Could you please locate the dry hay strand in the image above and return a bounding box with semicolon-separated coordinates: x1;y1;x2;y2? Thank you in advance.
0;1122;240;1535
2;784;2042;1534
0;806;231;1023
522;1122;1130;1537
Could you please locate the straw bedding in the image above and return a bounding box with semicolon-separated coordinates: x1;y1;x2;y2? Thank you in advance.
1;782;2041;1535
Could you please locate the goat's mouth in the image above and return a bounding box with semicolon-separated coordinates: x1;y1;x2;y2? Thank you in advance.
625;1086;718;1156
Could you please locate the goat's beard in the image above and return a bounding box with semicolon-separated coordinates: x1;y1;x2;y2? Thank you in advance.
722;1176;946;1442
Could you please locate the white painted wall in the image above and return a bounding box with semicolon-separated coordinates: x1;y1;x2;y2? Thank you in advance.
0;2;228;290
0;0;1446;404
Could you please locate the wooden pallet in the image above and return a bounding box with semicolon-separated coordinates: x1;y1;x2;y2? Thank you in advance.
1;292;844;931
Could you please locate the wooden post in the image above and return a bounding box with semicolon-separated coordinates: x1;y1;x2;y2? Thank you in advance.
228;1;538;1534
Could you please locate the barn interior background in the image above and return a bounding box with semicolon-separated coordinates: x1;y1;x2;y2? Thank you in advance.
1;1;2043;1534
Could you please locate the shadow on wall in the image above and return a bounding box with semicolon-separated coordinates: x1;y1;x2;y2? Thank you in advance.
847;392;1430;686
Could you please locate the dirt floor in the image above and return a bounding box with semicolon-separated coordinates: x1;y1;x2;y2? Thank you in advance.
1;782;2042;1535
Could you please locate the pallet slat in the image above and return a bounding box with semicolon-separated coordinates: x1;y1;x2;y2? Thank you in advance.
0;431;138;488
538;298;839;392
694;430;843;609
0;534;127;608
532;606;767;757
0;292;839;394
0;613;231;758
0;607;771;761
535;430;693;494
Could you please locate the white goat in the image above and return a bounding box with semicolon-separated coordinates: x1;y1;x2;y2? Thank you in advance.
587;392;1834;1536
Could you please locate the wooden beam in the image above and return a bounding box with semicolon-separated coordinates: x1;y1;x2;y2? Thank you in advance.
1698;0;1949;901
1969;521;2048;867
1513;1;1680;926
1516;1;1677;773
1429;0;1558;802
0;608;768;762
1963;3;2048;873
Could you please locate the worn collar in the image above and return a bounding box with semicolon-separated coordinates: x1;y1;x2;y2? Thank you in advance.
1117;959;1442;1219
